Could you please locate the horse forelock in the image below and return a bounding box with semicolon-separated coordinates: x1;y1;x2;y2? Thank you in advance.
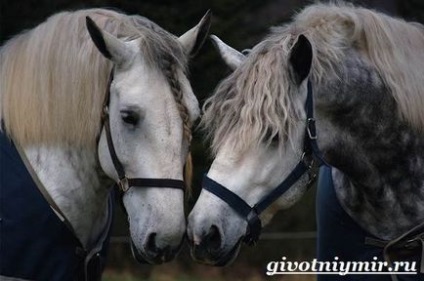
202;28;308;156
202;2;424;155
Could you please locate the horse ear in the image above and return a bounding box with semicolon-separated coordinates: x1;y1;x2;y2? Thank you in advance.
86;16;134;65
210;35;246;70
289;34;313;84
178;10;212;57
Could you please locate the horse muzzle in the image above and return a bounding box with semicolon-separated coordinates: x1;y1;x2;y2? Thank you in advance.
188;224;243;266
130;234;184;264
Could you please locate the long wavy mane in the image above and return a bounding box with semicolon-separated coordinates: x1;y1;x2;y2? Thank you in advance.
0;8;187;148
202;2;424;154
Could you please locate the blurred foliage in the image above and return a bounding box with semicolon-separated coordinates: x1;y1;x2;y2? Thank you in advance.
2;0;424;279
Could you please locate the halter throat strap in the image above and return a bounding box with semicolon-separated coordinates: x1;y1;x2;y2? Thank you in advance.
202;80;326;246
101;70;185;193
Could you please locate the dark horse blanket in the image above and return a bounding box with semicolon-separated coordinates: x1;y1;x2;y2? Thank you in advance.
0;130;113;281
317;165;423;281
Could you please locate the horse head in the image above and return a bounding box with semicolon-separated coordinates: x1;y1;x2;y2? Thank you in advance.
86;12;210;264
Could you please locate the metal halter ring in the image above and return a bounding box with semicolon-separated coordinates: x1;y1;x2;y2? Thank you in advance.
301;152;314;169
307;118;317;140
118;177;129;192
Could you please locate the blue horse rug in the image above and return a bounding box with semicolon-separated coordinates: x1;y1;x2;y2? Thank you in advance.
317;165;423;281
0;130;114;281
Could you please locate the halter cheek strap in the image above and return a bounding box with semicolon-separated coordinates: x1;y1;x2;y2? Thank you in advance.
101;70;185;195
103;115;185;192
202;80;327;246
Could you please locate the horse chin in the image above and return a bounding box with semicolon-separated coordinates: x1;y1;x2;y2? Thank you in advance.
214;240;242;266
191;238;242;267
130;238;184;264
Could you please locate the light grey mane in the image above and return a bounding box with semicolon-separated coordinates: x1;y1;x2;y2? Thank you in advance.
0;8;191;148
201;2;424;156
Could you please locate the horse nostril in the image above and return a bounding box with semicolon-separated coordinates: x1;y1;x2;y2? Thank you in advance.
145;232;161;258
203;225;221;251
144;233;177;263
146;232;158;255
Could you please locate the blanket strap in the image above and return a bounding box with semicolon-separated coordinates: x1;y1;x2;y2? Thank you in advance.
365;221;424;281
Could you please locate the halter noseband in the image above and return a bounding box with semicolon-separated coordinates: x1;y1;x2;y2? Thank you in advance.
101;70;185;194
202;80;326;246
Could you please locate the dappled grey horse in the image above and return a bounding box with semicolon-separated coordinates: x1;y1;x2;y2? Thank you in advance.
188;3;424;280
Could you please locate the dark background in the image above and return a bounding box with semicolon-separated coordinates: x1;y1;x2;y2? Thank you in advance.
2;1;423;280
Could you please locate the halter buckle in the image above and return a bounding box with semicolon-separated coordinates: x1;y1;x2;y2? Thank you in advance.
306;169;318;189
307;118;317;140
118;177;129;192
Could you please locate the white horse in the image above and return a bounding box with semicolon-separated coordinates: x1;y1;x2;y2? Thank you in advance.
0;8;210;279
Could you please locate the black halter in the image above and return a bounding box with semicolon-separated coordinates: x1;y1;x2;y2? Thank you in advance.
202;80;326;246
101;70;185;194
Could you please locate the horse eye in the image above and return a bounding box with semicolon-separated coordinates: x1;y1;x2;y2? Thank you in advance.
265;129;280;143
120;110;139;126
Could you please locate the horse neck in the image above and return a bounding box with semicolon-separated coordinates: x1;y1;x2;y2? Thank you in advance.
22;144;113;247
314;54;424;240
